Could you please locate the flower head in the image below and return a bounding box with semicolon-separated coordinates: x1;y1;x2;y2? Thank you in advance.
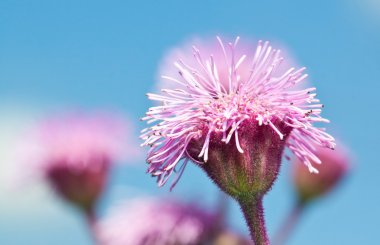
141;37;335;194
293;144;350;203
19;111;137;211
97;198;220;245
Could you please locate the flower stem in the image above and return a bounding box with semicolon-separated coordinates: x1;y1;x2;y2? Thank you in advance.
83;207;100;245
238;196;269;245
272;200;306;245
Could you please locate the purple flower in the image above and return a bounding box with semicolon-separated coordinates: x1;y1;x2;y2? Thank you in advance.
18;111;137;212
272;143;350;245
293;143;350;202
141;37;335;190
97;198;221;245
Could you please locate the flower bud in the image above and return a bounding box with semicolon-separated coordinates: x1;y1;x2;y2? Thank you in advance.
16;112;136;213
293;145;350;203
46;155;110;212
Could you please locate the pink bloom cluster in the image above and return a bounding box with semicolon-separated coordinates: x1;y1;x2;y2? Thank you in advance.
141;37;335;188
97;198;219;245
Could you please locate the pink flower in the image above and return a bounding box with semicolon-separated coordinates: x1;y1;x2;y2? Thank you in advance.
141;37;335;190
293;144;350;202
97;198;220;245
19;111;137;211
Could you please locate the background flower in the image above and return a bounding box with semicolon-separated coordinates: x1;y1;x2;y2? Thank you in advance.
14;111;139;213
272;143;351;245
293;143;350;203
98;198;222;245
156;37;305;92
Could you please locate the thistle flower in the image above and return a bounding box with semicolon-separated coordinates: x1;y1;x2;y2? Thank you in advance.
142;36;334;188
19;112;136;214
141;36;335;244
97;198;221;245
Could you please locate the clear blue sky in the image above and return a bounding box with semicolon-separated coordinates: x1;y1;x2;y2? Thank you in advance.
0;0;379;244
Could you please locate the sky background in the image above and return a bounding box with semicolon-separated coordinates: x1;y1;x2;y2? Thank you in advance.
0;0;379;244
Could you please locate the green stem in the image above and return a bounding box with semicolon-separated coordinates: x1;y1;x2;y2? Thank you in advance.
238;196;269;245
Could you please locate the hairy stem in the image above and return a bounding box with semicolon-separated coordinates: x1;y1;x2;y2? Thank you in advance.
239;196;269;245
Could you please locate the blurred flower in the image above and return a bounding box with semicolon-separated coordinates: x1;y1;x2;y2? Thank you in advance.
293;144;350;203
156;37;305;92
97;198;222;245
17;111;138;213
273;143;350;245
141;36;335;244
213;231;252;245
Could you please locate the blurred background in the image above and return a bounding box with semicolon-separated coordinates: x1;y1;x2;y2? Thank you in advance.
0;0;379;244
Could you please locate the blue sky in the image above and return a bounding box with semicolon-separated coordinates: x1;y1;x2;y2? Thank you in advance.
0;0;379;244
